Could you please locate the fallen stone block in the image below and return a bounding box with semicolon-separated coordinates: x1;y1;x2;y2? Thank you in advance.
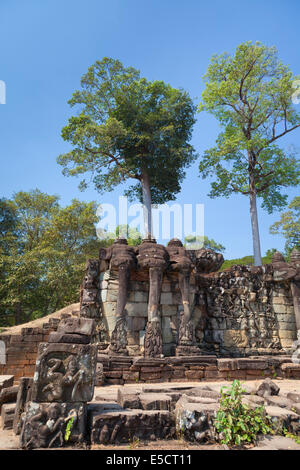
117;389;142;409
48;332;90;344
287;392;300;403
31;342;97;403
185;387;221;401
256;378;280;398
139;393;172;411
13;377;33;435
90;409;175;444
265;405;300;434
0;385;19;408
175;398;218;442
0;375;14;393
264;396;295;409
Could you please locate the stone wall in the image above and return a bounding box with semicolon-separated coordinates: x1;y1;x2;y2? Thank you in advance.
96;355;300;386
97;263;297;357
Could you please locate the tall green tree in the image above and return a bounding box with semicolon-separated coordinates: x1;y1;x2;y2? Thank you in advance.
270;196;300;256
184;234;225;252
57;57;197;238
198;41;300;265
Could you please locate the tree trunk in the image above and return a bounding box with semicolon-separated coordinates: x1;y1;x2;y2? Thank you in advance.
249;188;262;266
141;170;152;239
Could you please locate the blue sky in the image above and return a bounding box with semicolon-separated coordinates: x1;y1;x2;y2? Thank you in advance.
0;0;299;259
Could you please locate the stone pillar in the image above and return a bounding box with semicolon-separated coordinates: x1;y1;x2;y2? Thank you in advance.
20;318;97;449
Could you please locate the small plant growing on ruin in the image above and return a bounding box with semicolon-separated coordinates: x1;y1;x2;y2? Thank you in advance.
64;417;74;442
128;436;140;449
214;380;274;447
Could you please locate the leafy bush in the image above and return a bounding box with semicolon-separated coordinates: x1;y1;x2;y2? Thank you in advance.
214;380;274;446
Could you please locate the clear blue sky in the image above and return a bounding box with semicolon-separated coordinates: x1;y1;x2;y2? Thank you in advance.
0;0;299;259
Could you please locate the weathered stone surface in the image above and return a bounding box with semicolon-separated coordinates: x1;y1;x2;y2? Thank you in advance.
0;385;18;407
90;409;175;444
264;395;295;409
0;403;15;430
48;332;90;344
175;398;218;442
117;389;142;409
31;342;97;403
13;377;33;435
57;317;95;337
265;405;300;433
256;378;280;398
20;401;86;448
185;387;221;400
287;392;300;403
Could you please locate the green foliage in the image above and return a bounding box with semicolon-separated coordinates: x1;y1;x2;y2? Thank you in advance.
184;234;225;252
270;196;300;257
0;189;99;326
100;224;142;247
64;417;74;442
58;57;197;205
215;380;274;447
220;253;275;270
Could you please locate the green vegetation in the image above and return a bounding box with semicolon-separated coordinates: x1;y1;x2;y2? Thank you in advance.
220;250;277;270
58;57;197;237
270;196;300;258
184;235;226;252
0;190;99;327
198;41;300;266
215;380;274;446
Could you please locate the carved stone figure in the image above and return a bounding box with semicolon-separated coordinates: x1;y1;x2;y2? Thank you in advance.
136;239;169;357
99;238;137;355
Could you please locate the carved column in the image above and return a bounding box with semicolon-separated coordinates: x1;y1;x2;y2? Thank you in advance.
101;238;137;356
137;239;168;358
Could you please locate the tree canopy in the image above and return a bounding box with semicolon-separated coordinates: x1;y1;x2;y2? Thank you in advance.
198;41;300;265
184;234;226;252
0;189;99;326
57;57;197;236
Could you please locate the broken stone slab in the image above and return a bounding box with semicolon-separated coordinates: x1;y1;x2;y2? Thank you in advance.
1;403;16;430
287;392;300;403
185;387;221;401
117;389;142;409
48;332;91;344
0;375;14;393
235;358;268;370
20;401;87;449
168;355;218;366
264;395;295;409
90;409;176;444
265;405;300;434
242;395;265;408
139;393;172;411
31;342;97;403
175;399;218;442
0;385;19;408
256;378;280;398
57;317;96;337
13;377;33;435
